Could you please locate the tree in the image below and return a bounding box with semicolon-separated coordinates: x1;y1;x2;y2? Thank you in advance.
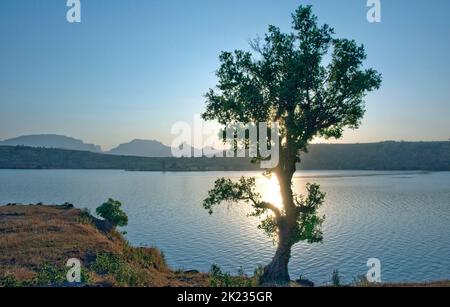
96;198;128;227
202;5;381;284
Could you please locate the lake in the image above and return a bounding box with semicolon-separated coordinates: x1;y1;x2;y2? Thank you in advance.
0;169;449;285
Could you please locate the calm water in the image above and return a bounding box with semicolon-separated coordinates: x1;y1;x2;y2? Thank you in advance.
0;169;449;285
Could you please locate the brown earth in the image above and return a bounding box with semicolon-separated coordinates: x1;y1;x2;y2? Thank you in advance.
0;204;208;287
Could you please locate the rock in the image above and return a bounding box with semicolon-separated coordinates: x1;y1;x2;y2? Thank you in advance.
58;202;74;209
184;270;200;274
295;278;315;287
93;218;115;233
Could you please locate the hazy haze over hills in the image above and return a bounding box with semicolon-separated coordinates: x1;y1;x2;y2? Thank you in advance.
0;135;102;153
0;135;205;157
107;139;172;157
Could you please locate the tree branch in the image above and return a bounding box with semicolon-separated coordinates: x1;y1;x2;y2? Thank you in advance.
254;200;282;220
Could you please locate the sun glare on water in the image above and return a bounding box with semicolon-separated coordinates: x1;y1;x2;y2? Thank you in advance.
257;176;283;210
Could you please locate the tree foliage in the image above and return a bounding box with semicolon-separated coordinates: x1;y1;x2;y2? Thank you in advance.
203;6;381;149
96;198;128;227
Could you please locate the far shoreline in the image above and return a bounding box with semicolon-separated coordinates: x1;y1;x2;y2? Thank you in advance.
1;142;449;172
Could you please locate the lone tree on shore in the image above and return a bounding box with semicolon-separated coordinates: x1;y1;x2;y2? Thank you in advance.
202;6;381;284
96;198;128;228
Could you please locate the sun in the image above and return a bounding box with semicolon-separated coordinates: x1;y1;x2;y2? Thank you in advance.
257;175;283;210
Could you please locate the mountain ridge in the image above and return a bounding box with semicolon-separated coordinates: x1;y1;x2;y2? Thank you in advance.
106;139;172;157
0;134;102;153
0;134;208;158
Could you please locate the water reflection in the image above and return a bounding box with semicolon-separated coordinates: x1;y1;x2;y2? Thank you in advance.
257;175;283;210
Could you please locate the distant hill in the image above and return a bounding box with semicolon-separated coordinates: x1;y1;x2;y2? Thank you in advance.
299;141;450;171
107;139;172;157
0;146;257;171
0;135;102;153
0;141;448;171
107;139;209;157
0;135;214;158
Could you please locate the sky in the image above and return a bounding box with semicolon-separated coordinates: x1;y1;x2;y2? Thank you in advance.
0;0;449;150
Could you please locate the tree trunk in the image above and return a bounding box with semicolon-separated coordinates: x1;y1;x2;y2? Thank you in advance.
260;223;294;285
260;142;298;285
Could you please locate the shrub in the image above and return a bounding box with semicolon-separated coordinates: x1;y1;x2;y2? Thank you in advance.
77;208;94;225
1;265;92;287
33;264;66;286
331;269;341;287
91;253;144;287
59;202;74;209
0;275;24;287
123;246;167;271
209;264;259;287
96;199;128;227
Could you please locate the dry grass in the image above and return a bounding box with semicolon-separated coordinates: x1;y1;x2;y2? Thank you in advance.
0;204;208;287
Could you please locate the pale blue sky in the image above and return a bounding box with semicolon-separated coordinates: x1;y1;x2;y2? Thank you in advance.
1;0;449;150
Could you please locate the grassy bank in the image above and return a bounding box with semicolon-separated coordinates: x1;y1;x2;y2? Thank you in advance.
0;204;210;287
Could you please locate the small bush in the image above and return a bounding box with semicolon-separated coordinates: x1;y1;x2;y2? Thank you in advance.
58;202;74;209
92;253;125;275
1;265;92;287
209;264;259;287
91;253;144;287
0;275;24;287
331;269;341;287
253;265;264;284
123;246;167;271
33;264;66;286
96;199;128;227
77;208;94;225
